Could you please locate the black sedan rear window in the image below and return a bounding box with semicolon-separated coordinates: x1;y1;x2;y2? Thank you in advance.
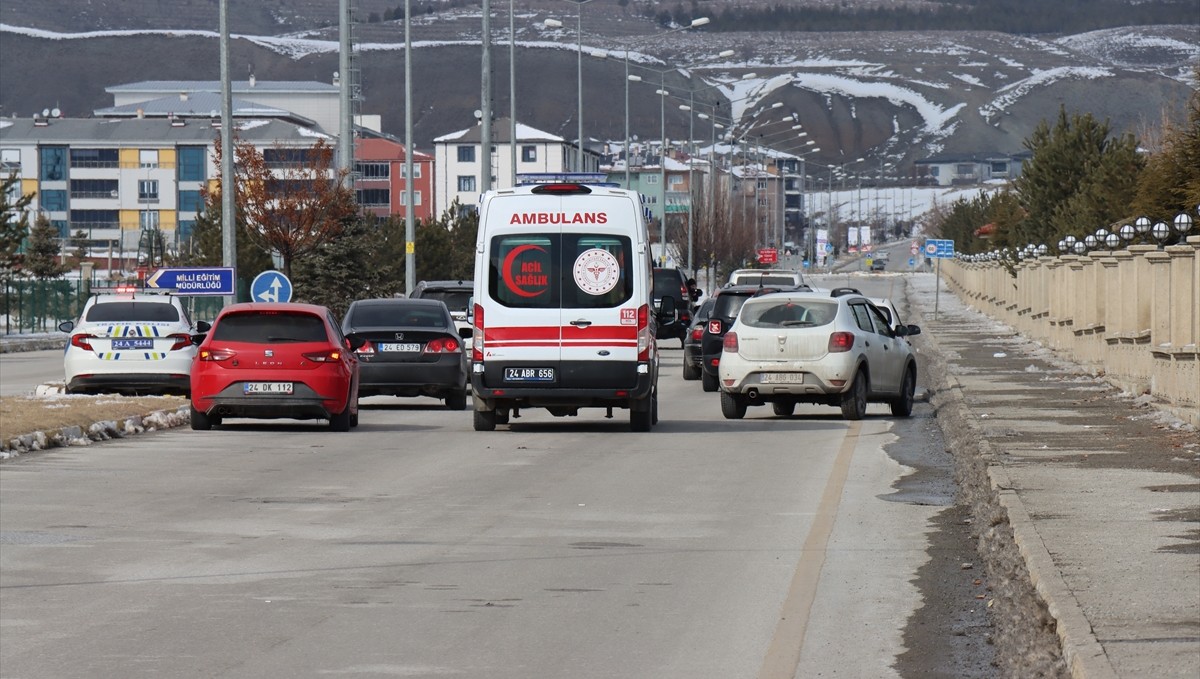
212;312;329;343
347;304;448;329
85;301;179;323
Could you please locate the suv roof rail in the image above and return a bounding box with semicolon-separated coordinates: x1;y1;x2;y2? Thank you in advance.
829;287;862;297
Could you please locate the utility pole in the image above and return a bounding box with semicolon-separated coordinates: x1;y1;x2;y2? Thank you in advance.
218;0;236;305
480;0;492;194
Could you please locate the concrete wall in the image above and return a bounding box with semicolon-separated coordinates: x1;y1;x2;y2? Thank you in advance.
940;236;1199;426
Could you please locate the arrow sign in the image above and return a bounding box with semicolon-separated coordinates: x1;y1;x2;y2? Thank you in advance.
250;271;293;303
146;267;235;296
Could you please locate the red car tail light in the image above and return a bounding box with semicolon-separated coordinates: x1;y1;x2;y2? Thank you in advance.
828;332;855;353
723;331;739;353
472;303;485;362
168;333;192;351
70;334;95;351
198;348;236;361
425;337;461;354
707;319;721;335
637;303;651;361
302;349;342;363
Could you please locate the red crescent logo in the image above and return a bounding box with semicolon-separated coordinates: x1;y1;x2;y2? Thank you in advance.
502;244;548;298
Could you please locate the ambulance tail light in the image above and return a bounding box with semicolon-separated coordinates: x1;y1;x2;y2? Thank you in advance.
472;303;485;362
530;183;593;195
637;304;651;361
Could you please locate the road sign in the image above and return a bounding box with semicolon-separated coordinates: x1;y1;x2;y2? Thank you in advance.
925;239;955;259
146;267;235;296
910;242;920;256
250;271;293;303
757;248;778;265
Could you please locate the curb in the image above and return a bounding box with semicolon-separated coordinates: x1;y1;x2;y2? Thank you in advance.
1;406;191;459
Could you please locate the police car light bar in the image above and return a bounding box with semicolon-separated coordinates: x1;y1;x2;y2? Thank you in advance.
89;284;177;295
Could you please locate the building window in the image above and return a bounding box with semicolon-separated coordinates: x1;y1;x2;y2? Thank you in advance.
644;174;659;185
356;188;390;206
52;220;70;238
457;176;476;192
521;146;537;162
0;148;19;172
263;148;311;168
955;163;975;176
68;148;118;169
40;189;68;211
457;146;475;163
70;209;119;230
138;180;159;203
140;210;159;230
178;190;202;215
400;164;422;179
929;167;939;177
177;146;206;181
69;179;119;199
990;161;1008;175
670;175;684;187
139;149;159;168
178;220;196;242
356;162;389;179
40;147;66;181
399;191;422;206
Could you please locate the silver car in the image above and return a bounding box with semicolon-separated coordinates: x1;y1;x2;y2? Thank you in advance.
716;290;920;420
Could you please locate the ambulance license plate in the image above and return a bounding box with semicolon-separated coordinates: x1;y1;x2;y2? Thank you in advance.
112;338;154;350
244;382;294;395
504;367;555;382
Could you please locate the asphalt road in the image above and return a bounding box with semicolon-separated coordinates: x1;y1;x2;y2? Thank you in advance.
0;348;61;395
1;276;990;678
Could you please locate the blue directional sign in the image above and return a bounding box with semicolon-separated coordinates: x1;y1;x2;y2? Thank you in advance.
146;267;235;296
924;239;955;259
250;271;293;303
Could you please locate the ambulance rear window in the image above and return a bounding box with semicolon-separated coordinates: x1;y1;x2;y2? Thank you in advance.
488;233;633;309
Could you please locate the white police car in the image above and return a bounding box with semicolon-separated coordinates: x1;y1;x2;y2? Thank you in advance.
57;287;209;396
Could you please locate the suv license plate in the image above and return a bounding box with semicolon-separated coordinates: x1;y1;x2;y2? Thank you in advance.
112;338;154;350
378;343;421;352
504;367;555;382
760;373;803;385
244;382;294;395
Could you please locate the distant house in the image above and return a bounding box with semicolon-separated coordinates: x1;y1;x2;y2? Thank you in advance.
432;119;603;217
913;152;1031;186
354;131;434;222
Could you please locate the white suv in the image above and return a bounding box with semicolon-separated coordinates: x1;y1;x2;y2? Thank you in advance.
717;289;921;420
58;288;209;395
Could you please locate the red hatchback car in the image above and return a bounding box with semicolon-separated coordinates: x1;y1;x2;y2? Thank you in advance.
189;303;363;432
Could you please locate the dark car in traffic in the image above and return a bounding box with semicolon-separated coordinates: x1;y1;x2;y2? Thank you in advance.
683;297;715;381
409;279;473;334
653;267;693;346
700;284;802;391
342;298;471;410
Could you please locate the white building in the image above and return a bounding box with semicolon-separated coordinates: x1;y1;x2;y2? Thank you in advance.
106;78;341;134
432;119;603;216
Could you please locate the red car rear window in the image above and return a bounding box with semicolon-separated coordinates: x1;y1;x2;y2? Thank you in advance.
212;312;328;343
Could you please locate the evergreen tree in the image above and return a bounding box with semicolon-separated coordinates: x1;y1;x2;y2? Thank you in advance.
1;172;34;273
68;229;90;268
291;216;402;318
178;192;274;283
1013;107;1142;244
23;213;68;279
1131;70;1200;237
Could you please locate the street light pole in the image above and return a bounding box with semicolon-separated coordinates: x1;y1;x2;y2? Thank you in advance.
625;62;638;188
575;1;583;171
658;74;667;266
509;0;516;184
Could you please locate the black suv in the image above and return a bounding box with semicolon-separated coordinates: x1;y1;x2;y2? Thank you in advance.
410;280;473;332
699;284;803;391
652;267;693;346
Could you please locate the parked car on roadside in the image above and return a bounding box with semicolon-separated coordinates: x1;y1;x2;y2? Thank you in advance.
342;297;471;410
683;297;715;381
717;289;921;420
699;284;803;392
58;287;208;396
726;268;808;288
189;302;362;431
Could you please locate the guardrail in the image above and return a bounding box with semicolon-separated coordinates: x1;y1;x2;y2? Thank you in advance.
939;236;1199;426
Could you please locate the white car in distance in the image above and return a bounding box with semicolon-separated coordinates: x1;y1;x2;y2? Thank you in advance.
58;287;209;396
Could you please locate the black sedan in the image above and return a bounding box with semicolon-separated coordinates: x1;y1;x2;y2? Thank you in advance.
342;298;471;410
683;297;715;381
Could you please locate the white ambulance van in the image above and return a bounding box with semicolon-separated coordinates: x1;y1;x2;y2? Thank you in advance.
470;180;670;432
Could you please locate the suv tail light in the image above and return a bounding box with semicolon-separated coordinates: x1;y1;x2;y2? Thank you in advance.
637;303;651;361
723;331;739;353
167;333;192;351
425;337;461;354
828;332;855;353
302;349;343;363
70;334;96;351
472;303;484;362
198;348;236;362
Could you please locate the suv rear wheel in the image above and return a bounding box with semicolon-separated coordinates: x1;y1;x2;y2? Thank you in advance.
702;370;719;392
474;408;497;431
720;392;747;419
840;371;868;420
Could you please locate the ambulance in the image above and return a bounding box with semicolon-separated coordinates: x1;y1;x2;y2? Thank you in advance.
469;179;670;432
